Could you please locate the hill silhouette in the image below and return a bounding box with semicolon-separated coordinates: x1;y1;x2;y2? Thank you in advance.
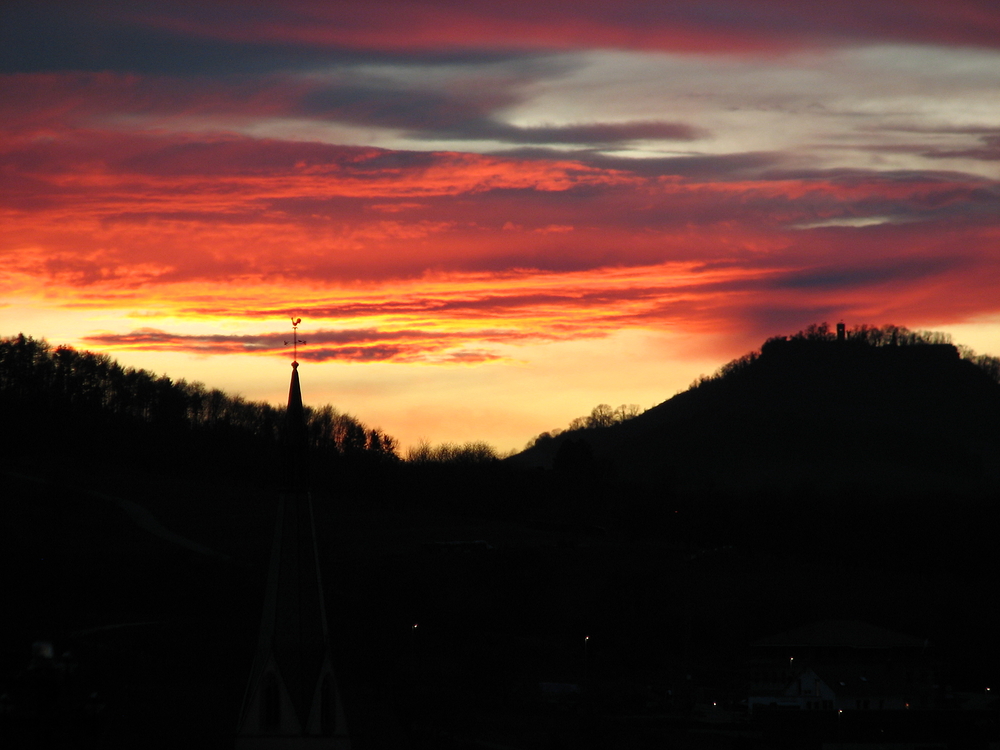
3;326;1000;747
514;323;1000;499
0;333;398;489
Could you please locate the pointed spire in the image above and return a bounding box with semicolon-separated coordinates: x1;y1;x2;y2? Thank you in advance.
288;361;304;418
285;361;308;493
236;346;350;747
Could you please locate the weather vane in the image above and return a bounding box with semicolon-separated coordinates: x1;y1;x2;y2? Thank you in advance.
284;316;307;363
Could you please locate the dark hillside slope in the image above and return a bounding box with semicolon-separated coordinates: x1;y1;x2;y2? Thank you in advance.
514;337;1000;497
0;334;398;489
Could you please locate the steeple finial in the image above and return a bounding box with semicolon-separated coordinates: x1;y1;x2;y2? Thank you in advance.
286;316;306;365
285;317;308;491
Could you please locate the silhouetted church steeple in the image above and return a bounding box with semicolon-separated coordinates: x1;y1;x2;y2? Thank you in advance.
236;354;350;748
286;361;308;492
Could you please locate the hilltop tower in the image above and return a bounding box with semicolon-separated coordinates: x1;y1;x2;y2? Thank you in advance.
236;357;350;748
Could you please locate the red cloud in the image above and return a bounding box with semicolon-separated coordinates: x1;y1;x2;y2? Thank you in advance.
4;126;998;309
125;0;1000;53
3;70;999;362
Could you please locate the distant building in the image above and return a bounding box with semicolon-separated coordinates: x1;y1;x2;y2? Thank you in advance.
236;361;351;748
747;620;943;713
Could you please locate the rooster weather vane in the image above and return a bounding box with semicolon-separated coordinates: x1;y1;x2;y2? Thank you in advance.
284;317;306;363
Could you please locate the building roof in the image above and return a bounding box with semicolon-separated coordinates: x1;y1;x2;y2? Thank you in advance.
810;664;912;697
754;620;926;649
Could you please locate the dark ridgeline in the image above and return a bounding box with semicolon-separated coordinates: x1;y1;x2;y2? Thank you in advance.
236;360;350;747
514;322;1000;500
509;324;1000;592
0;333;398;486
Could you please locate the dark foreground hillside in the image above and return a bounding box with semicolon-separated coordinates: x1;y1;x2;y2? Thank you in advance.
5;463;1000;749
3;327;1000;748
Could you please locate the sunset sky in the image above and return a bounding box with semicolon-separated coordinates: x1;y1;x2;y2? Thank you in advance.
3;1;999;452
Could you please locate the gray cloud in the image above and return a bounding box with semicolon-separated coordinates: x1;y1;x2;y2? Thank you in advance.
298;81;705;145
490;148;786;178
771;257;969;291
413;119;707;145
921;134;1000;162
0;3;529;75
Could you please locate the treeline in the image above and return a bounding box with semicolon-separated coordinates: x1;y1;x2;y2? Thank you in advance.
405;440;507;465
524;403;644;450
688;322;1000;390
0;334;398;474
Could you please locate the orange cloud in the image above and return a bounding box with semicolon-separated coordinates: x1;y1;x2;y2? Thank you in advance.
3;50;1000;369
4;120;998;343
